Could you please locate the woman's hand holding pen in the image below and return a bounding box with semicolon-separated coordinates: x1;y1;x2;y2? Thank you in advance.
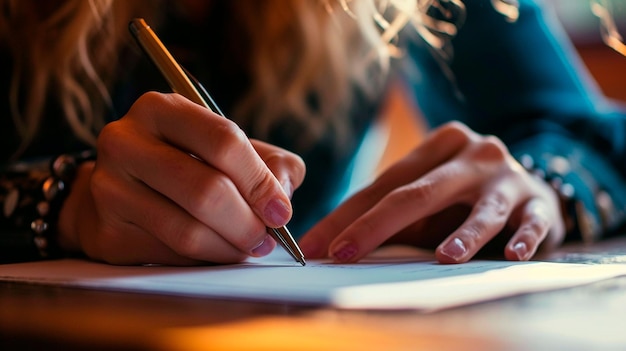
300;121;566;264
57;92;305;265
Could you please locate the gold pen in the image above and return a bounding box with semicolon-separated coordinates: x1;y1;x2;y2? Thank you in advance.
129;18;306;266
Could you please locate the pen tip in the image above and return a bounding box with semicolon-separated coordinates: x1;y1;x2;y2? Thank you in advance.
300;258;306;266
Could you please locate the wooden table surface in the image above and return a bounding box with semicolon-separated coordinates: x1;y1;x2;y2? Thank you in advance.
2;237;626;351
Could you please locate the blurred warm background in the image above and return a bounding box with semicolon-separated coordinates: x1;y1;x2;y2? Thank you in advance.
553;0;626;101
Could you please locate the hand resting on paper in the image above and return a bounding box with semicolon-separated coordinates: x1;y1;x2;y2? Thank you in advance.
299;122;566;264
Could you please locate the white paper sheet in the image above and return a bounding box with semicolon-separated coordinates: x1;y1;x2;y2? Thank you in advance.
2;248;626;311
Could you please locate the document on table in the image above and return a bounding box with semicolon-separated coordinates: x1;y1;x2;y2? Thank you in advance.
2;247;626;311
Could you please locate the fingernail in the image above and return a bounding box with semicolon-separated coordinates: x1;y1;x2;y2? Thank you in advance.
264;198;290;227
331;241;358;262
251;235;274;257
513;241;528;260
440;237;467;260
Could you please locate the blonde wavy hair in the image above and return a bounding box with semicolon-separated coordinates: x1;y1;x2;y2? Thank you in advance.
0;0;530;158
0;0;147;157
0;0;462;158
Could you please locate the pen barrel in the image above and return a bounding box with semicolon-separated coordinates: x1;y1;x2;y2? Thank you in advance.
270;227;306;265
129;19;210;110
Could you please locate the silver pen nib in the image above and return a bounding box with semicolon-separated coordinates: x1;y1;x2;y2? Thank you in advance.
270;227;306;266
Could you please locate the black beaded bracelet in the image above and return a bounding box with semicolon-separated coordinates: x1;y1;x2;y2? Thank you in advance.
1;150;96;261
518;153;613;243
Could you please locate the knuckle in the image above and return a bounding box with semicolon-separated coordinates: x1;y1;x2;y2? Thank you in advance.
96;122;129;161
292;152;306;170
474;136;508;161
209;120;250;161
136;90;164;104
262;151;286;166
287;152;306;178
457;223;484;248
266;150;305;174
187;174;233;212
439;121;473;143
478;192;511;220
247;172;278;205
232;222;268;252
289;154;307;185
169;224;210;259
129;91;168;122
523;211;551;239
137;90;172;107
442;121;468;134
389;179;435;205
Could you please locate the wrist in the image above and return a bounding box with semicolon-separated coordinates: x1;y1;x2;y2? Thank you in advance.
57;160;96;253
